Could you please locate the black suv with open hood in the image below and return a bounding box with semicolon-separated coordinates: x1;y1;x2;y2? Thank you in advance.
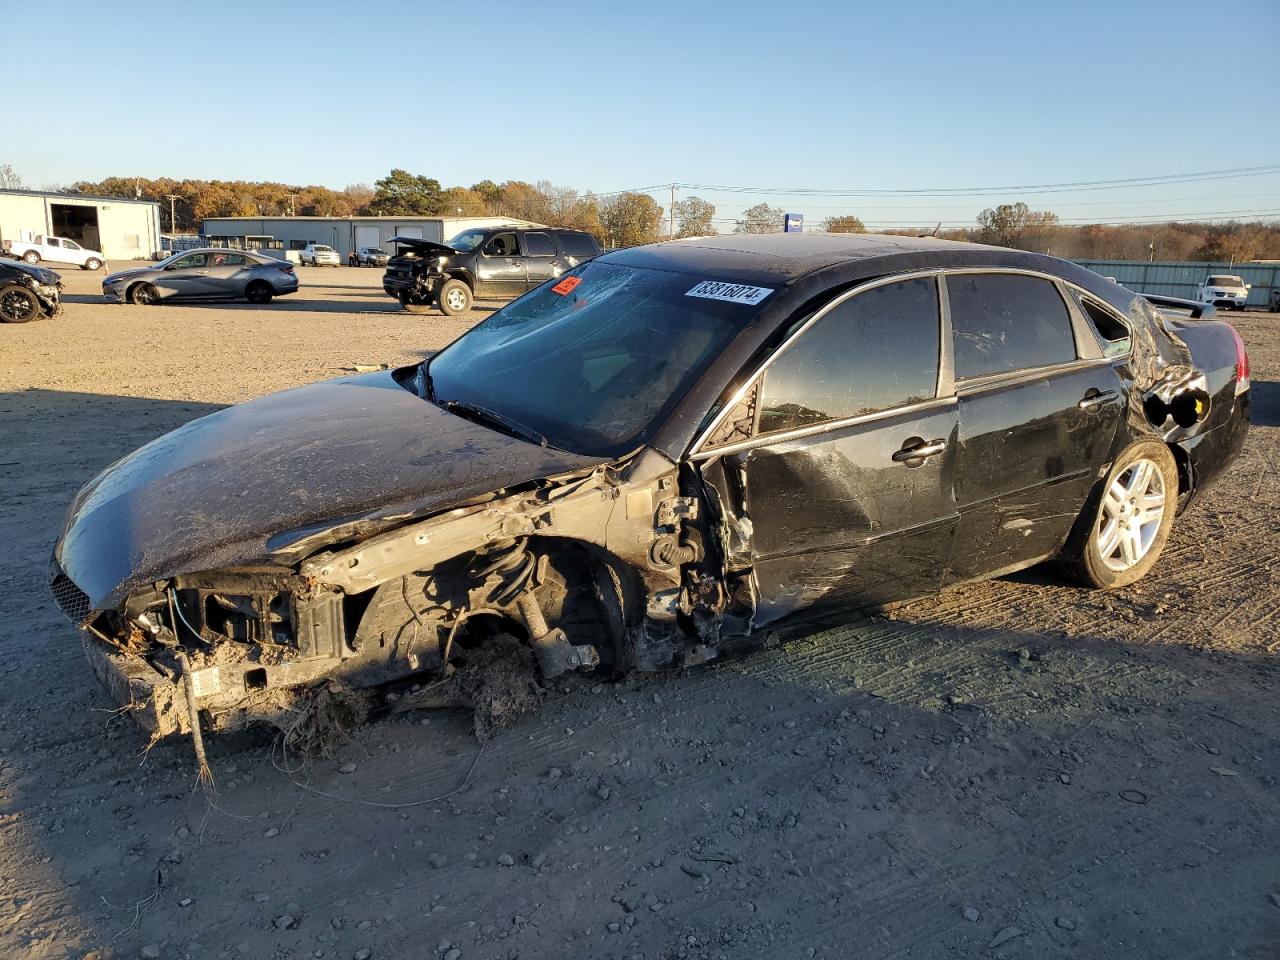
381;226;601;316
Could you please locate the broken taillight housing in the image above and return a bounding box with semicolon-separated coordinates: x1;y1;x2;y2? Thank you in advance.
1227;323;1250;396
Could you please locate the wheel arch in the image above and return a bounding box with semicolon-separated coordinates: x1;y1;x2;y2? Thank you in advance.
445;268;475;292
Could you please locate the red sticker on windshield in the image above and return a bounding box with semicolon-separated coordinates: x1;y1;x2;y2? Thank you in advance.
551;276;582;296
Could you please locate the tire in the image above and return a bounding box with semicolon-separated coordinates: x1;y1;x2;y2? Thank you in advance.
245;281;273;304
0;283;41;323
1057;439;1178;589
398;291;434;315
129;282;160;306
436;278;472;316
22;251;39;264
84;258;102;271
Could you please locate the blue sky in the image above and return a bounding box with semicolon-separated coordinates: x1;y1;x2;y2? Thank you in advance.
13;0;1280;228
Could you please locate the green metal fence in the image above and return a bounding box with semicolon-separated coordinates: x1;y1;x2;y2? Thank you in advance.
1072;259;1278;309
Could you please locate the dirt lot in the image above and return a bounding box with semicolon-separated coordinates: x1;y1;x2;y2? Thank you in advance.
1;264;1277;960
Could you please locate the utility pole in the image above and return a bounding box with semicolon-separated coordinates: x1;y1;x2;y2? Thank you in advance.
288;193;297;217
164;195;182;235
670;183;677;237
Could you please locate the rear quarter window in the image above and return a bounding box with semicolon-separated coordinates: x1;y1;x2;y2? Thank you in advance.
948;274;1077;379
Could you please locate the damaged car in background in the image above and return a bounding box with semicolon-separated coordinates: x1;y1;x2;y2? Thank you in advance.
1;258;62;323
49;234;1251;744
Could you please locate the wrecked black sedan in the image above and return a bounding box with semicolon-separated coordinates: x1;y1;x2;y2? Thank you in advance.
50;234;1250;739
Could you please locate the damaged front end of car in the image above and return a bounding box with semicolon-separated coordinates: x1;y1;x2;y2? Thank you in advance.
49;446;723;741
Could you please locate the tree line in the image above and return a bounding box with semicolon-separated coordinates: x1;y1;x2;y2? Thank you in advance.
51;169;1280;259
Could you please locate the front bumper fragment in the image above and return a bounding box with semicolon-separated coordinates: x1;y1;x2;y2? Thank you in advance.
81;631;189;736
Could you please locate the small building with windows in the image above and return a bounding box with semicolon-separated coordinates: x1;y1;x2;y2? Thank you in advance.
197;215;543;258
0;188;162;260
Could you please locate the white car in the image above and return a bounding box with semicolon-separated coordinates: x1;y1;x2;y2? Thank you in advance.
1197;274;1251;310
4;234;105;271
300;243;340;267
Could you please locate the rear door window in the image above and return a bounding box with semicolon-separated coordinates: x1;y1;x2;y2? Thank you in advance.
557;232;601;258
524;232;555;256
758;277;941;434
948;274;1077;380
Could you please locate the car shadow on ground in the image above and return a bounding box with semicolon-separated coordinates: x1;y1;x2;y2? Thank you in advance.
3;607;1277;959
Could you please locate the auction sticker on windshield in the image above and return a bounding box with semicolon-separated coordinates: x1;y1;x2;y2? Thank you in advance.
551;276;582;296
685;280;774;305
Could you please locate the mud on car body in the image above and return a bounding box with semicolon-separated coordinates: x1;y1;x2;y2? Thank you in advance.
0;258;62;323
50;234;1250;741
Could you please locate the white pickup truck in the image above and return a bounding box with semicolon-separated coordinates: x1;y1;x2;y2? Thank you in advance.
4;234;106;271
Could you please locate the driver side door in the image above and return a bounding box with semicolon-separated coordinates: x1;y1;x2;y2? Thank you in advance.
156;252;214;299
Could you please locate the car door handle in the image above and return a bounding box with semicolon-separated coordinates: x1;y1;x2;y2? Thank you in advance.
892;438;948;463
1077;389;1119;410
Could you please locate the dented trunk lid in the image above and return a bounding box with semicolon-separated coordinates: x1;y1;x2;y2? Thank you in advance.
54;369;605;611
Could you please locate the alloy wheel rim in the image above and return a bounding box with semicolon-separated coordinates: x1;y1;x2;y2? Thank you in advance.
1095;458;1166;572
2;290;34;321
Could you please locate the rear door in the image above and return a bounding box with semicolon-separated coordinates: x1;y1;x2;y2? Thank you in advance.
474;231;526;298
944;271;1126;584
522;231;562;290
699;275;960;624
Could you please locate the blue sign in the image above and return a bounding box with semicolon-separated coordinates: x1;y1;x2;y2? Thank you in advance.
784;213;804;233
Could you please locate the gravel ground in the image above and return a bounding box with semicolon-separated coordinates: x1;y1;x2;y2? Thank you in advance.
1;265;1277;960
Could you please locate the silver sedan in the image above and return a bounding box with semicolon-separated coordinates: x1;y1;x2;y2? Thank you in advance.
103;249;300;305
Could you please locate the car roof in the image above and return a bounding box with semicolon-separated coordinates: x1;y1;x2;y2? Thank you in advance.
173;248;270;260
603;232;997;284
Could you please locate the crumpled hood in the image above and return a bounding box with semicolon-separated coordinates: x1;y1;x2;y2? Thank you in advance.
54;370;605;610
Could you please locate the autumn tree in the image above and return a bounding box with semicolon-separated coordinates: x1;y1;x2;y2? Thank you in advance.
599;192;663;248
674;197;716;237
974;201;1059;249
822;214;866;233
734;203;785;234
368;169;444;216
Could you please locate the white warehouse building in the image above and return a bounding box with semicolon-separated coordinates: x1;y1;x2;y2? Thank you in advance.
198;215;543;257
0;188;162;261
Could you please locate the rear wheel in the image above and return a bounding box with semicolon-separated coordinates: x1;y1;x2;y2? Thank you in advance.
0;284;41;323
22;251;39;264
129;282;159;305
245;281;273;304
1058;439;1178;589
84;257;103;271
437;278;472;317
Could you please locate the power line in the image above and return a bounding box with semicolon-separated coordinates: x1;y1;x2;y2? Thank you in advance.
668;164;1280;198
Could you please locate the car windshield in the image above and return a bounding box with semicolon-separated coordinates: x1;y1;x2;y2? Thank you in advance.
426;261;768;456
445;229;487;252
1207;276;1242;286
